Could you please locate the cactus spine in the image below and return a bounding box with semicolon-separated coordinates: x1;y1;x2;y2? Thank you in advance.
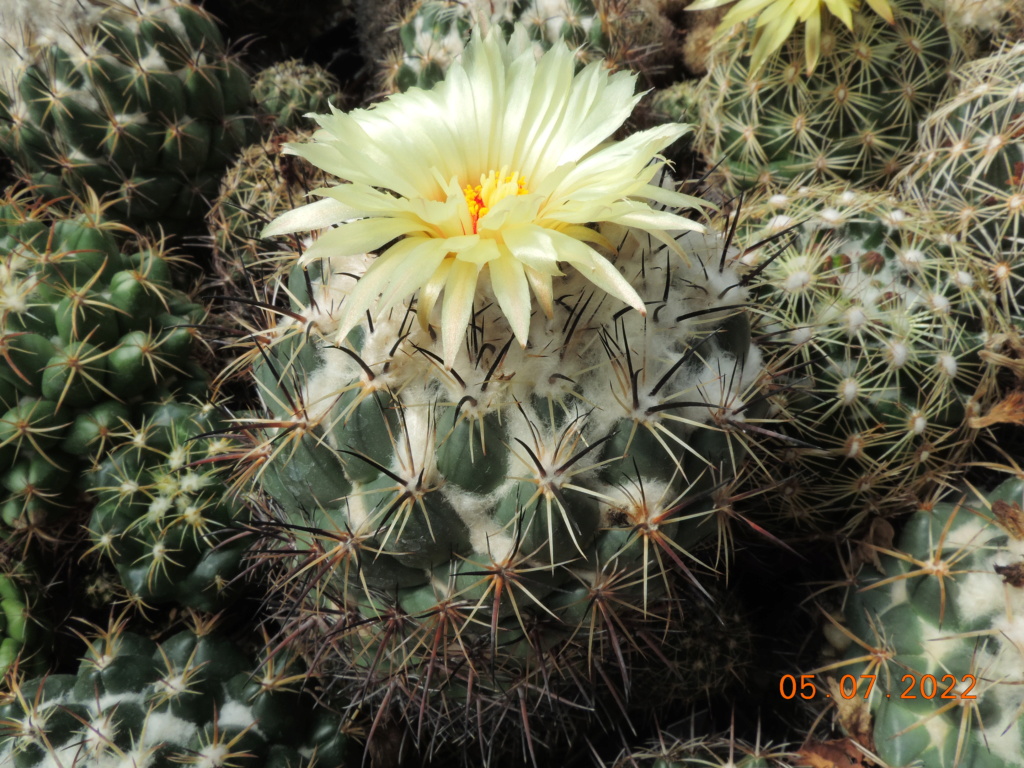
0;0;255;226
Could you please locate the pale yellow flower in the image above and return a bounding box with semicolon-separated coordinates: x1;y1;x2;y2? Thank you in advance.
263;26;704;366
687;0;895;74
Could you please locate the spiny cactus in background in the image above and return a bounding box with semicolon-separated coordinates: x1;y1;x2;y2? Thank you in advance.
716;184;1006;530
693;0;963;194
0;0;255;228
85;400;249;611
821;471;1024;768
941;0;1024;37
650;80;701;141
0;616;356;767
0;189;209;539
206;128;332;291
610;726;794;767
897;40;1024;322
0;548;49;679
252;60;342;133
380;0;671;93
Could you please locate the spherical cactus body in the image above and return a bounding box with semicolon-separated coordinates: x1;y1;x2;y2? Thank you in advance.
0;0;255;227
0;551;49;679
225;25;775;761
86;400;249;611
205;128;331;289
0;190;208;536
232;225;766;759
0;620;354;767
829;474;1024;768
694;0;963;192
718;184;1004;528
252;60;341;133
898;40;1024;321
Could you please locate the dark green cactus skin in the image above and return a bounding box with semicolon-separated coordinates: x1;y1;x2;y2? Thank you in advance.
0;552;49;680
0;624;354;767
834;476;1024;768
0;190;208;535
86;401;249;611
0;0;256;226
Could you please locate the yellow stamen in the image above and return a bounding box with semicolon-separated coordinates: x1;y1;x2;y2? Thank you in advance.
463;168;528;233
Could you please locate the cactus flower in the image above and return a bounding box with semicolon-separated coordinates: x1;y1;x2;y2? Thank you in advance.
263;25;703;365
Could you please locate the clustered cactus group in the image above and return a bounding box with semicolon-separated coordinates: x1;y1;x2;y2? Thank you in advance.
0;1;1021;767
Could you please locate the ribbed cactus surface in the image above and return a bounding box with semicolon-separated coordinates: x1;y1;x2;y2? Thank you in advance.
0;0;255;226
718;184;1004;528
829;475;1024;768
0;189;207;537
86;400;248;611
693;0;962;192
898;40;1024;321
0;620;353;767
231;221;766;758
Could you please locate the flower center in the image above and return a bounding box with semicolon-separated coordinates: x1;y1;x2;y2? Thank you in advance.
463;169;528;233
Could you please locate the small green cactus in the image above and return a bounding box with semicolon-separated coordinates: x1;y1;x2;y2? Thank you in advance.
205;128;332;290
897;40;1024;321
85;400;249;611
252;60;342;132
0;616;355;767
823;472;1024;768
694;0;964;193
0;548;49;680
715;183;1006;529
0;0;256;227
0;188;208;538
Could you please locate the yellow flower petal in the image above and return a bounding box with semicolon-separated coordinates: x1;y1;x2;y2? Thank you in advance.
264;24;705;364
488;254;532;345
705;0;889;74
441;260;483;366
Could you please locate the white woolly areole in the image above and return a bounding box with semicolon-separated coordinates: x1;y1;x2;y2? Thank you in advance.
217;699;262;735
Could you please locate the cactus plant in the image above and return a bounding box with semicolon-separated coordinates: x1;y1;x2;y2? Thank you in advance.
85;400;249;611
897;40;1024;322
0;547;49;680
0;616;355;767
609;725;795;768
252;60;341;133
205;127;332;291
380;0;671;93
692;0;964;193
0;188;209;538
222;24;772;763
820;471;1024;768
232;221;765;762
0;0;255;228
715;183;1006;529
